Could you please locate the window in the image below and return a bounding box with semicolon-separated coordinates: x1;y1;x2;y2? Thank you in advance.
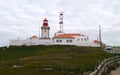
56;40;59;42
56;40;62;43
67;40;72;43
60;40;62;42
70;40;72;42
67;40;69;42
44;30;46;32
81;38;83;41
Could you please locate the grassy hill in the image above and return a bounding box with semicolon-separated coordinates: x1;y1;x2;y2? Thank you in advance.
0;45;119;75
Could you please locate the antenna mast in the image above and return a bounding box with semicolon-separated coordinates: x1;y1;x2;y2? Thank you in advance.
59;12;64;32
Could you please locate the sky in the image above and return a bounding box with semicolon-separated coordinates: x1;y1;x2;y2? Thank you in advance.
0;0;120;47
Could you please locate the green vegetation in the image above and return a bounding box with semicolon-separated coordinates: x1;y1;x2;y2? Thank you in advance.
0;45;119;75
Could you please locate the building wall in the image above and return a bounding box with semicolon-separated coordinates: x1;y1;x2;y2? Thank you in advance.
9;40;27;46
53;36;100;47
41;27;50;39
41;29;49;38
53;38;74;45
9;38;53;46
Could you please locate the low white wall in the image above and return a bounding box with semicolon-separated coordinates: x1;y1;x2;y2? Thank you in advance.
9;40;27;46
9;38;53;46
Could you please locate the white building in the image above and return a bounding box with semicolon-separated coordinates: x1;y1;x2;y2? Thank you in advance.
53;31;100;47
9;18;100;47
9;18;52;46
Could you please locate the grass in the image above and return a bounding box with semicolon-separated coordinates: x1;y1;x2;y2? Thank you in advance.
0;45;119;75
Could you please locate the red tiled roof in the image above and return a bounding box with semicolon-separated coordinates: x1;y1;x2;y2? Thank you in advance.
30;35;38;38
64;33;81;36
93;40;100;44
54;33;81;38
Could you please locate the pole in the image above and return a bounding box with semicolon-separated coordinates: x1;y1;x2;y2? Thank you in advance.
99;25;102;49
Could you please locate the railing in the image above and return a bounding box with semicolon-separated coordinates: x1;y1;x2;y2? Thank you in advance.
90;55;120;75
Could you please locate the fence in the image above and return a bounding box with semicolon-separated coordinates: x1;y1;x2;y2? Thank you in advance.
90;55;120;75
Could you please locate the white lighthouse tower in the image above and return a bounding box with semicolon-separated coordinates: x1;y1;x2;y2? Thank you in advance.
41;18;50;39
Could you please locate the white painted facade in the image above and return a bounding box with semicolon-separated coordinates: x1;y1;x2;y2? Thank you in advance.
53;33;100;47
9;38;53;46
9;40;27;46
53;38;74;45
41;26;50;39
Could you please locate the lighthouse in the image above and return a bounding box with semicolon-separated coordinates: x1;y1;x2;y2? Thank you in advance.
41;18;50;39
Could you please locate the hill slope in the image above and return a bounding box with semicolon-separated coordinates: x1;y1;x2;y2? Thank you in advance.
0;45;119;75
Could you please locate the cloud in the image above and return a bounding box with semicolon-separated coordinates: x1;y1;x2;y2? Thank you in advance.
0;0;120;46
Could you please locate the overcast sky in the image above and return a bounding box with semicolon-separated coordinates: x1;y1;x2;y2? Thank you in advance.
0;0;120;47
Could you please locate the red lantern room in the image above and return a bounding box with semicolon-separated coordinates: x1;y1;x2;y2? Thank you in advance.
43;18;48;26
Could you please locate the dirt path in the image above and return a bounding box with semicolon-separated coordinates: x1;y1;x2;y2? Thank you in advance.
109;67;120;75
